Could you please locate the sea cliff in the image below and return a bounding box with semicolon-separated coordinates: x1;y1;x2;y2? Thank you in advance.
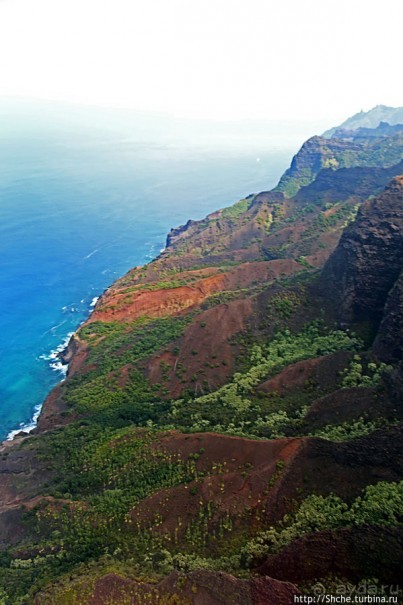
0;107;402;605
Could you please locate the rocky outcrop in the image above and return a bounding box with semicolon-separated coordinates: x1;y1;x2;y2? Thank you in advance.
373;270;403;363
320;176;403;329
166;218;198;248
35;384;72;432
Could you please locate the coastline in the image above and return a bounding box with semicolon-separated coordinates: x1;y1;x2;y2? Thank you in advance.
3;245;162;443
0;106;402;602
5;297;100;441
4;245;169;442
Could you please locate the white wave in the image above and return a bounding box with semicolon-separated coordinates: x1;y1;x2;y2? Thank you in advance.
6;403;42;441
6;285;104;443
49;319;67;333
49;360;68;376
7;332;74;441
62;303;79;314
84;248;99;260
40;332;74;363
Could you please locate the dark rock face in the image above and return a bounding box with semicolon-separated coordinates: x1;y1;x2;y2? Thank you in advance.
320;176;403;329
383;363;403;409
373;270;403;363
166;218;196;248
295;160;403;205
259;526;403;585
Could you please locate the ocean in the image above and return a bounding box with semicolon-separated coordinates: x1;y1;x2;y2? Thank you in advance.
0;100;314;440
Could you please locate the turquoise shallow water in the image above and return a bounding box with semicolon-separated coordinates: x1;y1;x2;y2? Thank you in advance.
0;103;298;439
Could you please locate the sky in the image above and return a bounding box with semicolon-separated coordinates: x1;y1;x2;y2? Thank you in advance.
0;0;402;123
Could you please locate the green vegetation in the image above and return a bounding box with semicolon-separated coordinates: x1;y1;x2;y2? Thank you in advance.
198;322;360;406
63;316;192;425
340;355;392;388
309;418;384;441
2;118;403;605
220;196;255;220
168;322;362;437
119;278;189;293
200;290;242;309
271;291;302;319
80;316;190;367
0;427;205;603
0;318;374;603
2;426;400;605
241;480;403;565
276;131;403;197
301;203;359;240
2;295;397;604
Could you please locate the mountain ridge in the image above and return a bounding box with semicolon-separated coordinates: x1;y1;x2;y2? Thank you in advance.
323;104;403;137
276;125;403;197
0;114;402;604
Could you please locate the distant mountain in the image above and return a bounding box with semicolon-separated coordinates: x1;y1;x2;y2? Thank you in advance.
323;105;403;138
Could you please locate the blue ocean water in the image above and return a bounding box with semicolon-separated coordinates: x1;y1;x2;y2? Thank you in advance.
0;101;305;440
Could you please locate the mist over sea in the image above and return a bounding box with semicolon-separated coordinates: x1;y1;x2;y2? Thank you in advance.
0;100;322;440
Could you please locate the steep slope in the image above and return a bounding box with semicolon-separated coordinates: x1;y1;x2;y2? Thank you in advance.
276;124;403;197
373;270;403;363
320;175;403;330
35;159;403;429
0;118;402;604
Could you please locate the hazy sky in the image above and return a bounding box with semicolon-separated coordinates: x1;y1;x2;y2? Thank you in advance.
0;0;402;122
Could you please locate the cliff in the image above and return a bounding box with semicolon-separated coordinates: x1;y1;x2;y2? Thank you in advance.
320;175;403;330
0;114;402;605
373;270;403;363
276;121;403;197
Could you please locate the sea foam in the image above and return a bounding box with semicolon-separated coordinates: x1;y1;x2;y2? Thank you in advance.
6;332;74;441
6;403;42;441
